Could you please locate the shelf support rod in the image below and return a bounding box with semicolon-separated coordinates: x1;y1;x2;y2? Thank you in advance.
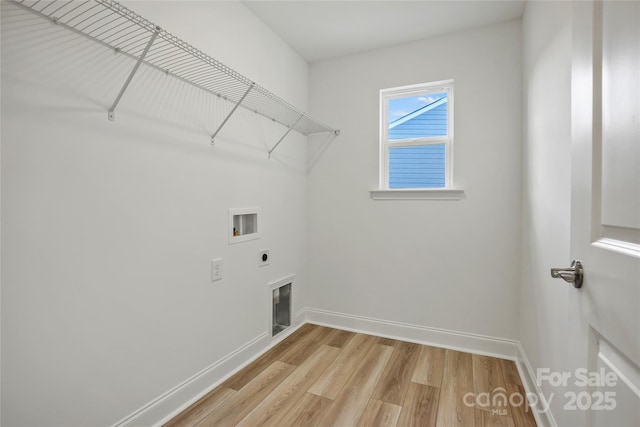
268;113;304;159
210;83;255;145
108;26;160;121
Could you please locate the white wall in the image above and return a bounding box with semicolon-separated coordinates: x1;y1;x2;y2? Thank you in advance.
307;20;523;340
1;2;309;426
520;2;575;425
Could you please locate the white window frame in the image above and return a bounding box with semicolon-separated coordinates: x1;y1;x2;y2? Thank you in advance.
372;79;463;200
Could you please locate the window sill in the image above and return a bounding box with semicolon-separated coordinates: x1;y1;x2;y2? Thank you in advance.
369;188;465;200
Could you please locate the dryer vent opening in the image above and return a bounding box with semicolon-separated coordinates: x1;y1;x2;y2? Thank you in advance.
272;283;291;337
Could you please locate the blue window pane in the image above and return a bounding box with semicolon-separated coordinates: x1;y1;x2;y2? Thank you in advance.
389;145;445;188
388;93;447;141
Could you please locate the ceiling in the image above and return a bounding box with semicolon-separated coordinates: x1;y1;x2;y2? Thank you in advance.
243;1;526;63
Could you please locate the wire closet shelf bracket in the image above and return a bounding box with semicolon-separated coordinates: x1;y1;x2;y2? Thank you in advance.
11;0;340;157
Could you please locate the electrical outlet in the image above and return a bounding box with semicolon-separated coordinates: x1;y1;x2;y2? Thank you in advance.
259;249;270;267
211;258;222;282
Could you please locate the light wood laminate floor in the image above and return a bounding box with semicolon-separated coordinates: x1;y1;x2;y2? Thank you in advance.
165;324;537;426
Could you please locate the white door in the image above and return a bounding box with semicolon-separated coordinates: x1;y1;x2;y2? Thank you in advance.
567;1;640;426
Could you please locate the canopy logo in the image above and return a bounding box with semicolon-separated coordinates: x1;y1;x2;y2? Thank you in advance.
462;368;619;414
462;388;547;415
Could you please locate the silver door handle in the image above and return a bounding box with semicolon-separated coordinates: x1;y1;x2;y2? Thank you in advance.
550;260;583;288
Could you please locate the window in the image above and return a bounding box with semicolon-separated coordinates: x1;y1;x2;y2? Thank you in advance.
374;80;462;199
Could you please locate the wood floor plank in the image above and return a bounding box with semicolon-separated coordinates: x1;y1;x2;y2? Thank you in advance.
274;392;333;427
194;360;295;427
498;359;537;426
505;383;538;427
318;343;395;426
476;408;485;426
357;399;401;427
435;349;475;427
373;340;421;405
277;325;336;366
479;409;517;427
500;359;523;386
377;337;398;347
396;382;440;427
221;324;315;390
163;386;235;427
473;354;511;415
308;333;377;399
412;345;446;387
236;344;341;427
325;328;356;348
166;326;537;427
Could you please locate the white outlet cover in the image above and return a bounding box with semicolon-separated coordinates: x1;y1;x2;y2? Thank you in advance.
211;258;222;282
259;249;270;267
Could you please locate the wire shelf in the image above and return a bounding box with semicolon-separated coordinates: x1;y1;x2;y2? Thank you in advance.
10;0;339;153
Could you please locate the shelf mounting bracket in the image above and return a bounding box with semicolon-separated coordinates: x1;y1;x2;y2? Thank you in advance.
210;83;255;145
268;113;304;159
108;26;160;121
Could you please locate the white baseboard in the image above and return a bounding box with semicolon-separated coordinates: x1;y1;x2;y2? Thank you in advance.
112;311;306;427
514;342;558;427
304;307;521;360
112;307;556;427
111;331;269;427
305;307;558;426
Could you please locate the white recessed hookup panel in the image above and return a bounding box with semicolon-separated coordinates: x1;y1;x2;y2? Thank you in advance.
229;207;261;244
